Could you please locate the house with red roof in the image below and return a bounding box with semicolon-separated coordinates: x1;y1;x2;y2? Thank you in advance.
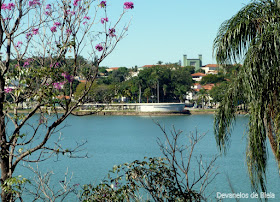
191;72;206;82
201;83;215;91
107;67;120;72
201;64;221;74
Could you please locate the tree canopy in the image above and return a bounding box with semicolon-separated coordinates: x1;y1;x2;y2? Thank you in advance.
199;74;225;85
94;64;193;103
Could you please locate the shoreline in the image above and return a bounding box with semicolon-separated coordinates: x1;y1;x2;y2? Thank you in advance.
12;109;214;116
10;109;248;116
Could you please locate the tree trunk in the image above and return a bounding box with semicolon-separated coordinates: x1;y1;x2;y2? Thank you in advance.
157;81;159;103
266;118;280;172
1;148;12;202
138;85;141;103
0;75;12;201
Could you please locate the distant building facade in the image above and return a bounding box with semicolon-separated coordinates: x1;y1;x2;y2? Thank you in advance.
183;54;202;71
201;64;220;74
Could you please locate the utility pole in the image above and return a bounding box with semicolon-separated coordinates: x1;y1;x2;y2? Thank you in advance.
139;84;141;103
157;81;159;103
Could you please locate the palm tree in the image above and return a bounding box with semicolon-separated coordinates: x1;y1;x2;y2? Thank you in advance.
213;0;280;192
143;88;151;103
197;89;208;109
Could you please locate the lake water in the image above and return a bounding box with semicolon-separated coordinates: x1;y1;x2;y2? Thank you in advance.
15;114;280;201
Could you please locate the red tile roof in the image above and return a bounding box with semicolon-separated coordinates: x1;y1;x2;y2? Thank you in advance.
191;73;206;77
202;84;215;90
108;67;119;70
204;64;219;68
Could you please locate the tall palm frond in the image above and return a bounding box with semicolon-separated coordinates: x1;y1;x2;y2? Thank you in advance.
213;0;280;192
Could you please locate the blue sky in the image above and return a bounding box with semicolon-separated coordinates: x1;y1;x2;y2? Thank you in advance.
101;0;251;68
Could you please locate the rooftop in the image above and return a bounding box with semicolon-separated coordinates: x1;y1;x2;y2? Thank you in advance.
202;83;215;90
191;72;206;77
204;64;219;68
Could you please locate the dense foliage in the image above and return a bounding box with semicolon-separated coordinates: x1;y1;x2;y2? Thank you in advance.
199;74;225;85
93;64;194;103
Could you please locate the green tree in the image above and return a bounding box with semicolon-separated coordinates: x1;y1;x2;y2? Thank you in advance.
74;82;114;103
137;65;192;103
209;82;228;104
196;89;208;109
213;0;280;192
200;74;225;85
111;67;129;83
143;87;152;103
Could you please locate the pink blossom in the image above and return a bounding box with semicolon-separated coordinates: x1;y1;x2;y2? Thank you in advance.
50;62;60;68
1;3;15;10
45;11;51;15
16;41;23;48
50;26;57;32
23;61;29;67
65;10;70;15
26;33;32;39
4;87;12;93
83;21;87;25
66;29;72;34
53;82;65;90
99;1;106;8
29;0;40;6
101;17;108;24
62;72;74;82
1;4;7;10
54;22;61;26
124;2;134;9
3;17;11;21
32;28;39;35
84;16;90;20
73;0;81;6
46;4;51;9
71;11;76;15
7;3;15;10
109;28;116;37
95;44;103;51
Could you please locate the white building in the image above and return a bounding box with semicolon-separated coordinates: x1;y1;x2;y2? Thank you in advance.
201;64;220;74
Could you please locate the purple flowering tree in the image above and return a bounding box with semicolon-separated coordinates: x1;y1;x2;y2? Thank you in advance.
0;0;134;201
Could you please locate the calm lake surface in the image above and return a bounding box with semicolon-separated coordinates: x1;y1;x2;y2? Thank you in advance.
17;114;280;201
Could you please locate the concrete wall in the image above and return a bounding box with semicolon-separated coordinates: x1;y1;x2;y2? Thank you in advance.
137;103;185;112
81;103;185;112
